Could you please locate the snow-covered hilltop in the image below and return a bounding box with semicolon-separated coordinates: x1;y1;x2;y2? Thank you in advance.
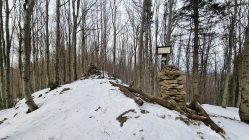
0;76;248;140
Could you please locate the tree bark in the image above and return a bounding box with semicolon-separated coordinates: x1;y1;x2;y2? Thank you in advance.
239;21;249;124
221;1;237;107
0;0;4;108
81;15;86;74
22;0;38;112
230;0;239;107
192;0;200;104
154;0;159;96
67;1;72;82
45;0;50;86
165;0;174;64
112;0;117;78
138;0;146;89
55;0;60;84
222;15;235;108
5;0;13;108
72;0;80;81
18;0;23;99
110;81;144;106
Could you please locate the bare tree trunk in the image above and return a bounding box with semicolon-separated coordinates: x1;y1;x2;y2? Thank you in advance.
134;33;138;86
22;0;38;112
144;25;149;91
138;0;147;90
72;0;80;81
111;0;117;78
200;33;212;103
186;26;192;102
0;0;4;108
0;45;2;108
149;27;154;95
165;0;174;64
45;0;50;85
154;0;159;96
32;22;36;91
5;0;13;108
95;4;100;66
231;42;240;107
214;53;218;104
55;0;60;84
191;0;200;104
0;0;5;108
230;0;239;107
236;9;243;107
177;34;183;67
240;22;249;124
18;0;23;97
100;0;107;78
81;18;86;74
222;12;236;108
67;1;72;82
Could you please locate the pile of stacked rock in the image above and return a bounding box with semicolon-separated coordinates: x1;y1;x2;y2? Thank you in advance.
159;65;186;106
81;63;102;80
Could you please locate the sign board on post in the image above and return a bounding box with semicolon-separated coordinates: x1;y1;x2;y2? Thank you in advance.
157;46;171;54
156;46;171;69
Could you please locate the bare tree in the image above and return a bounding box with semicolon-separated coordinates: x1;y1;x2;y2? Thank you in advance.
138;0;148;90
100;0;108;78
0;0;3;108
191;0;200;105
66;0;72;82
72;0;80;81
22;0;38;112
55;0;60;84
17;0;23;97
110;0;121;78
239;16;249;124
165;0;174;64
45;0;50;85
222;0;237;107
5;0;13;108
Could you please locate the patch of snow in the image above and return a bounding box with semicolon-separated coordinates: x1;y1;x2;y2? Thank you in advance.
203;104;249;140
202;104;240;120
0;77;248;140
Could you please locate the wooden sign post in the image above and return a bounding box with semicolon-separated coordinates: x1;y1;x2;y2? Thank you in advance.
156;46;171;69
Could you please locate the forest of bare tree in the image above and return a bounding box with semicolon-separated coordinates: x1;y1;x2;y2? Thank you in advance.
1;0;249;123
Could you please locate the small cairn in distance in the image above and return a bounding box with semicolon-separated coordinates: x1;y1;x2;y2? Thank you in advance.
158;65;186;106
81;63;102;79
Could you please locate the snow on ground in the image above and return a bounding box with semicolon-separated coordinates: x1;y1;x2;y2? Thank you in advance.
0;75;248;140
203;104;249;140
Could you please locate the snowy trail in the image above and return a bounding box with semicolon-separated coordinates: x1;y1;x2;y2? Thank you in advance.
0;77;248;140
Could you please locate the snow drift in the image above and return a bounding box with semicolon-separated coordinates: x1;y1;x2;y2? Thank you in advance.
0;75;249;140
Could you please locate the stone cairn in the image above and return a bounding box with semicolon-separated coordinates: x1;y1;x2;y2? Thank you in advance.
159;65;186;106
81;63;102;79
86;63;101;75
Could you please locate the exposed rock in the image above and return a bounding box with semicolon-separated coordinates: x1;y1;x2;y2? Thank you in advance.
81;63;102;79
86;63;101;76
159;65;186;106
116;109;136;127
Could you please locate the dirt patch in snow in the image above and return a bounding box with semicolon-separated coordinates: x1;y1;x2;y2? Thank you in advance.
0;118;7;125
116;109;136;127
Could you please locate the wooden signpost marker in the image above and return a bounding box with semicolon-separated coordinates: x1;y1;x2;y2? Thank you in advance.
156;46;171;69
